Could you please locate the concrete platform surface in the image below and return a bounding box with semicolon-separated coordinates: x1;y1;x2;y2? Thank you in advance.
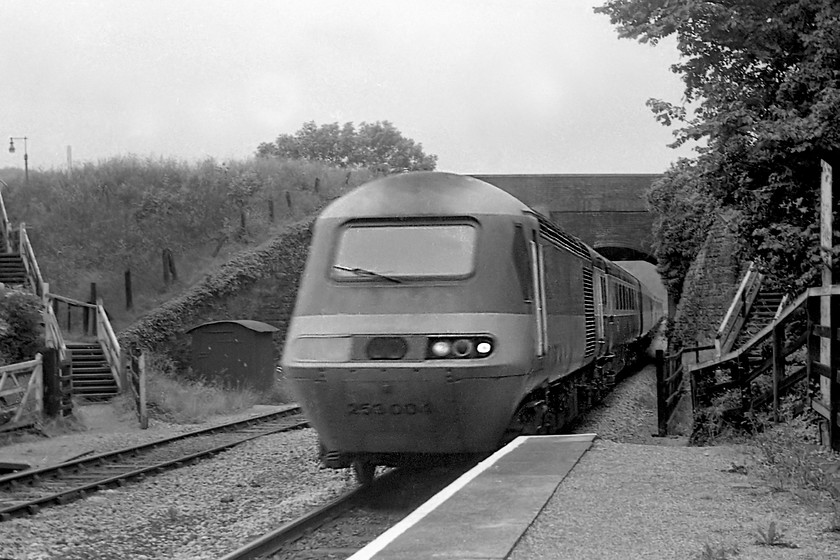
349;434;596;560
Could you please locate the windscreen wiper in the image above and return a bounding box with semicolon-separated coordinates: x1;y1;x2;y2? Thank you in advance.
333;265;402;283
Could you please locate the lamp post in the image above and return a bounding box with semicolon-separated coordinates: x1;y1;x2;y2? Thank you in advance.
8;136;29;184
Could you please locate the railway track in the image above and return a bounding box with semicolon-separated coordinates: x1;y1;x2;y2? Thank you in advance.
221;457;479;560
0;405;307;521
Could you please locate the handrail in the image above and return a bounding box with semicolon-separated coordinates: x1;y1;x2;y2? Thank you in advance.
96;299;123;392
692;285;840;374
18;223;45;298
42;301;68;363
774;294;790;321
47;292;97;309
0;179;11;253
715;263;762;357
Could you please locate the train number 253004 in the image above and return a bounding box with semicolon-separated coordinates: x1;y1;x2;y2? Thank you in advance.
346;402;433;416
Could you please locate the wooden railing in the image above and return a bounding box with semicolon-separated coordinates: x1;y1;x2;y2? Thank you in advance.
715;262;762;357
0;179;12;253
18;223;45;298
0;354;43;431
46;291;123;393
97;298;122;393
656;344;714;436
42;300;68;364
47;291;98;338
691;286;840;448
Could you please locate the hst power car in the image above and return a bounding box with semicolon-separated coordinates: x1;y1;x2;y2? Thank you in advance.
282;172;663;482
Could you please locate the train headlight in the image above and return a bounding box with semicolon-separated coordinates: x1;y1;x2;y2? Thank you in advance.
431;340;452;357
426;336;494;359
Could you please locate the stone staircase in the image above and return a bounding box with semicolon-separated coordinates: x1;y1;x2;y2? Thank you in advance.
734;290;785;347
0;237;26;286
66;342;119;400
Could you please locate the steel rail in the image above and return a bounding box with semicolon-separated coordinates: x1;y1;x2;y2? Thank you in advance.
0;405;306;521
218;485;368;560
220;460;478;560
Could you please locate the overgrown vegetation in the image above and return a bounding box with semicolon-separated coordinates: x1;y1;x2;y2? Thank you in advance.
695;542;738;560
0;155;375;423
597;0;840;299
0;156;372;332
122;352;291;424
750;405;840;528
0;286;43;365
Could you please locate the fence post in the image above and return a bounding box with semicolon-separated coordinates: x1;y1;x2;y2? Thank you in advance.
42;348;60;417
163;248;171;286
819;159;840;450
656;349;666;436
738;353;751;417
138;351;148;429
830;290;840;450
125;269;133;310
90;282;97;337
772;323;783;422
60;358;73;417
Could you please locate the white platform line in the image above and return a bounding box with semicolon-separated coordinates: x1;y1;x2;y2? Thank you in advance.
347;434;595;560
347;438;528;560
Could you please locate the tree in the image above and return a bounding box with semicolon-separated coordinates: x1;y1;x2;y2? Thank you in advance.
257;120;438;173
647;158;719;303
596;0;840;293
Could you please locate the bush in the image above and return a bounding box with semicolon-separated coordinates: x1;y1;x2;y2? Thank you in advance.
0;286;44;365
136;352;292;424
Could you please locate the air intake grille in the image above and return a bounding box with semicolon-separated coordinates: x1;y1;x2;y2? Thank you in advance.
535;214;590;260
583;266;596;357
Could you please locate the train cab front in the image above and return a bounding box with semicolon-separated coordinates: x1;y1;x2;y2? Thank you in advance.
282;314;533;470
280;172;541;473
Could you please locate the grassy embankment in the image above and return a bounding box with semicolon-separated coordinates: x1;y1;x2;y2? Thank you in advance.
1;157;373;423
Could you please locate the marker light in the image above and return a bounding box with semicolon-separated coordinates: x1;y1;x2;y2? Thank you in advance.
476;341;492;355
431;340;452;357
452;338;474;357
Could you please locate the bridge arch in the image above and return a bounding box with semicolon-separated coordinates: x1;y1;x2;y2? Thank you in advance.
472;174;660;264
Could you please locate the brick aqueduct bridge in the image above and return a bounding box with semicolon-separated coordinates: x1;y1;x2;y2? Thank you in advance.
471;174;661;265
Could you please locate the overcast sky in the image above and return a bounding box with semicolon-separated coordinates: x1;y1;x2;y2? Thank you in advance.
1;1;697;175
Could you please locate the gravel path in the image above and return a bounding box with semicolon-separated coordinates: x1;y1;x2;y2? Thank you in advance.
514;363;840;560
0;427;355;560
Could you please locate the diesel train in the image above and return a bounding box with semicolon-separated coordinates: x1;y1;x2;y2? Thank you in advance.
281;172;664;483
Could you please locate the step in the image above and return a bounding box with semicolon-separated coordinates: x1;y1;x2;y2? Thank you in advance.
72;368;112;376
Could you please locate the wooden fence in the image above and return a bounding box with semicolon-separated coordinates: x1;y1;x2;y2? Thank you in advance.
690;285;840;450
0;354;43;431
42;349;73;418
122;345;148;429
656;345;714;436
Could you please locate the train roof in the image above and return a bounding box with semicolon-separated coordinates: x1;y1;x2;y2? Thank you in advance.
319;172;532;220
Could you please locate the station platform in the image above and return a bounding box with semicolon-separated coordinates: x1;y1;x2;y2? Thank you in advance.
348;434;596;560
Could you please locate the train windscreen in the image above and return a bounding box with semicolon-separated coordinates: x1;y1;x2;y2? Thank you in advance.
332;223;477;280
